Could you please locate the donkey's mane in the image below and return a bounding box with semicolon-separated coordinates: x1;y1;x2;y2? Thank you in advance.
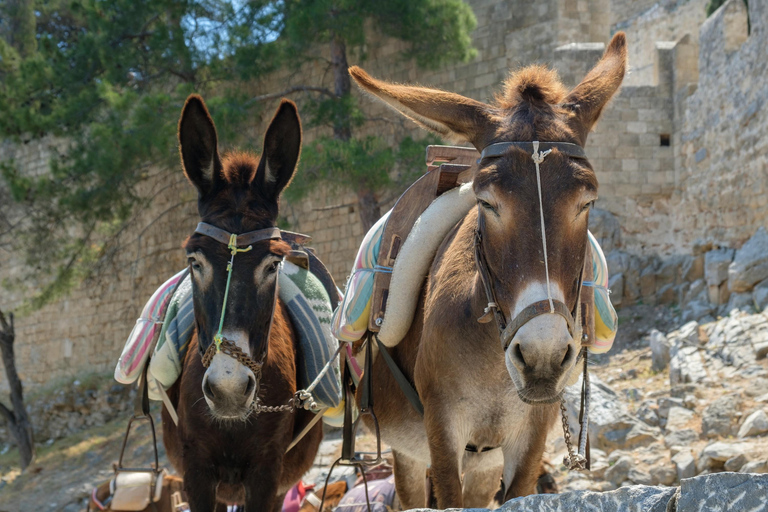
495;65;568;108
221;151;262;186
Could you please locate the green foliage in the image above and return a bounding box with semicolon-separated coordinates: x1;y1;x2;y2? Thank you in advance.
283;0;477;69
0;0;476;309
286;133;442;204
706;0;748;17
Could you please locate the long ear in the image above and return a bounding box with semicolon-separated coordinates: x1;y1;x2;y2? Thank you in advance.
564;32;628;144
178;94;222;197
254;99;301;201
349;66;498;149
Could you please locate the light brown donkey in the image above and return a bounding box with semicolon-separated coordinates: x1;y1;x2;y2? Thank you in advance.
348;33;627;509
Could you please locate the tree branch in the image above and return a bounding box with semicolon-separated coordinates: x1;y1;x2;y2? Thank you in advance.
0;401;15;424
245;86;335;106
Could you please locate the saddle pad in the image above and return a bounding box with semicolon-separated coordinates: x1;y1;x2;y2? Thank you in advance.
116;263;342;417
333;184;618;353
331;212;389;342
114;269;188;385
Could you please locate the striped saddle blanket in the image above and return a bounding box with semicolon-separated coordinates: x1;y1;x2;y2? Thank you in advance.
115;261;342;422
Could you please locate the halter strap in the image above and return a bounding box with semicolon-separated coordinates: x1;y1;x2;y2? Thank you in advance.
194;222;282;247
479;141;587;161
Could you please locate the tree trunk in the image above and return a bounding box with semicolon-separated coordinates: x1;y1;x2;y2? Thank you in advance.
3;0;36;58
330;35;352;142
357;189;382;232
330;35;381;231
0;310;35;470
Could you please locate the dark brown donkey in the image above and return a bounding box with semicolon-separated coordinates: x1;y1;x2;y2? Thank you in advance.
348;33;627;509
161;95;322;511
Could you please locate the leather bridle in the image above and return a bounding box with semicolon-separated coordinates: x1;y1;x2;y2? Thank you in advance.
473;141;589;352
193;222;282;380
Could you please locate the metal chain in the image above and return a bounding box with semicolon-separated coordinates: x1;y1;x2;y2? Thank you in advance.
201;337;264;377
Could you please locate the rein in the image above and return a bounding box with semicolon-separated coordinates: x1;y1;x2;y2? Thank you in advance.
474;140;590;471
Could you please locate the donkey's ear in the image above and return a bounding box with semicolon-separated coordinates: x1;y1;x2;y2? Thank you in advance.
178;94;222;197
254;99;301;201
564;32;627;144
349;66;498;150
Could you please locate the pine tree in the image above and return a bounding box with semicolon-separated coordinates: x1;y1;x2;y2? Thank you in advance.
0;1;476;307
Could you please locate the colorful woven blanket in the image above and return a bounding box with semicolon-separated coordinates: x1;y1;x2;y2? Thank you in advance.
116;261;342;421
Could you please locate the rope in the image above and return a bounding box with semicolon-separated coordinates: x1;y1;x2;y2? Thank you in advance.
213;233;252;352
532;141;554;313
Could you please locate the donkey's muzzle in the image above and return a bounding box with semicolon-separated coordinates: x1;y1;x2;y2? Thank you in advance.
202;370;257;418
504;313;578;402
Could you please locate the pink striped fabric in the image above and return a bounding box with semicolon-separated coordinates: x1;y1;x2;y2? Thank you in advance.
114;269;188;384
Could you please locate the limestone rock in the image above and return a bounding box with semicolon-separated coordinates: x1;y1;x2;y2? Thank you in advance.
609;273;624;306
725;291;754;313
665;406;695;431
656;283;676;305
640;266;657;302
658;397;685;419
702;394;742;438
650;464;677;486
565;375;660;451
487;484;678;512
753;277;768;312
627;468;652;485
589;208;621;252
698;441;750;471
636;401;660;427
672;450;696;480
664;428;698;449
737;409;768;438
724;453;748;472
683;301;714;326
649;330;671;372
728;227;768;292
605;455;634;486
669;345;707;386
740;460;768;474
705;248;735;287
682;255;704;282
677;473;768;512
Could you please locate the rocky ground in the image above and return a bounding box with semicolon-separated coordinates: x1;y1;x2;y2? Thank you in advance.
1;304;768;511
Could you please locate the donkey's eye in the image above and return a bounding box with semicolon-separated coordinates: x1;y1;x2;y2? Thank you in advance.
187;257;202;271
580;200;595;214
478;199;497;213
267;261;281;274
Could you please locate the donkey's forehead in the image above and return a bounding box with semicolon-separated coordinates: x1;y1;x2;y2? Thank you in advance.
474;149;597;196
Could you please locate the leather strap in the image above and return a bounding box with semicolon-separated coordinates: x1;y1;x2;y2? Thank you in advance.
474;212;507;331
374;335;424;417
500;299;576;352
194;222;281;247
480;141;587;161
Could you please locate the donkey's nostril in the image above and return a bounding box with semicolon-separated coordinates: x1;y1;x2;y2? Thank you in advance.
560;345;573;367
244;375;256;396
203;377;215;399
514;343;527;367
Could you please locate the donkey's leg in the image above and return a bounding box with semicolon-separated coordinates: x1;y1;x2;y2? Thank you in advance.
392;449;427;510
424;406;463;508
182;461;218;512
461;450;503;508
271;492;287;512
501;438;548;500
244;454;283;512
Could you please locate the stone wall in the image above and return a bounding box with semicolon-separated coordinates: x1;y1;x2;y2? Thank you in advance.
1;0;766;391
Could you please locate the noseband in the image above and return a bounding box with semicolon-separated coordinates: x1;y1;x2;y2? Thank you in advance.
194;222;282;380
474;141;588;352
